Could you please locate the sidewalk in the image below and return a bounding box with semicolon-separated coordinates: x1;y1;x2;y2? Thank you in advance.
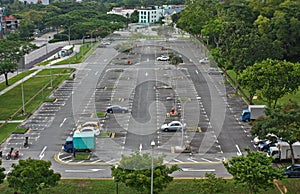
0;44;82;97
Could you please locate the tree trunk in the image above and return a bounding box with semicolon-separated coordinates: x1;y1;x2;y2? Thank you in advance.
4;73;9;86
235;70;239;94
289;143;295;165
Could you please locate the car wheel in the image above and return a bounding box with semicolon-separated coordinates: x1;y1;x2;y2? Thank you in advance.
122;110;125;113
164;128;168;132
109;110;113;113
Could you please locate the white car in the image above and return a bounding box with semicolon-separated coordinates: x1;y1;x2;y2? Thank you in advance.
157;56;169;61
75;126;100;136
199;57;209;64
208;68;223;75
160;121;186;132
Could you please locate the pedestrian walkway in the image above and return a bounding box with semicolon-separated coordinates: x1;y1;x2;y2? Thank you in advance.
0;44;82;97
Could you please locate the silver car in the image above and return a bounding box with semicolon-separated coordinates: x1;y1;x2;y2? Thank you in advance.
160;121;186;132
106;105;129;113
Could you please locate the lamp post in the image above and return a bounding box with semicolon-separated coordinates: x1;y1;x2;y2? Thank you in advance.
90;30;98;47
82;35;89;57
151;140;155;194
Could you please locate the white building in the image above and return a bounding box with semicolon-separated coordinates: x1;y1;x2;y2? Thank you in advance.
138;6;164;24
138;5;183;24
107;7;135;18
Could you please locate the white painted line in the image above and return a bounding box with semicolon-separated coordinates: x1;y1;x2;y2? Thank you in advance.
195;70;198;74
173;158;183;163
91;159;102;164
39;146;47;160
106;159;116;164
61;155;73;160
187;158;198;163
201;158;212;163
182;168;215;172
59;118;67;127
95;71;98;75
215;158;223;161
77;160;85;164
236;144;242;156
65;169;105;173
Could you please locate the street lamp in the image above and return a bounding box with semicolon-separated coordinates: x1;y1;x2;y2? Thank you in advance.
90;30;98;47
82;35;90;57
151;140;155;194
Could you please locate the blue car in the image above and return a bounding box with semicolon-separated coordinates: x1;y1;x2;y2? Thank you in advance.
285;164;300;178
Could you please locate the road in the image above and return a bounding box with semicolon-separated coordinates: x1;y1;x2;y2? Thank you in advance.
1;28;253;178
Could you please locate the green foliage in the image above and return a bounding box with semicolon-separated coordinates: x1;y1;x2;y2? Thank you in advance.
224;148;283;194
0;160;6;184
240;59;300;108
111;152;180;194
7;158;61;194
0;39;33;86
196;173;227;194
252;101;300;164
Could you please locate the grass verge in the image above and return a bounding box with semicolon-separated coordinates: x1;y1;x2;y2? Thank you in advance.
0;178;299;194
0;70;36;92
0;68;74;120
0;123;24;143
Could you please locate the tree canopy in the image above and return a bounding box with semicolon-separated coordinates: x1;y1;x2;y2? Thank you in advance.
239;59;300;107
252;101;300;164
0;160;6;184
0;39;33;86
7;158;61;194
111;152;180;194
224;148;283;194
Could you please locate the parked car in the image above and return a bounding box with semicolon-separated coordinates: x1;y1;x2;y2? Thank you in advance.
258;139;279;152
199;57;209;64
106;105;129;113
253;133;278;145
160;121;186;132
285;164;300;178
157;55;169;61
77;121;100;131
102;41;111;45
78;126;100;136
208;68;223;75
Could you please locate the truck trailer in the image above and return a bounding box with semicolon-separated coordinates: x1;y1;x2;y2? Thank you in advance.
63;132;95;153
268;141;300;161
240;105;266;121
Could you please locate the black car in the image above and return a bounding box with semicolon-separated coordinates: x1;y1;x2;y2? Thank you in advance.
285;164;300;178
106;105;128;113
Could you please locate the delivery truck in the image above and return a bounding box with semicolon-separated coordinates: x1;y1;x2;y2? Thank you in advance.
240;105;266;121
268;141;300;161
63;132;95;153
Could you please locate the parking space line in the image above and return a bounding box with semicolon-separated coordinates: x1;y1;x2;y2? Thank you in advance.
201;158;212;163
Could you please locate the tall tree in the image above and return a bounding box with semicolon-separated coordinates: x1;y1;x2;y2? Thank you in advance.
252;101;300;164
111;152;180;194
7;158;61;194
0;40;33;86
224;148;283;194
239;59;300;108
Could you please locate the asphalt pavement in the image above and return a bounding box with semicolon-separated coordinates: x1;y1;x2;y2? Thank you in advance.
0;28;253;179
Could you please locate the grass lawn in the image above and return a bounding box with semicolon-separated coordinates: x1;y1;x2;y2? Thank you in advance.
0;68;74;120
0;123;20;143
0;178;299;194
0;70;36;92
54;43;95;65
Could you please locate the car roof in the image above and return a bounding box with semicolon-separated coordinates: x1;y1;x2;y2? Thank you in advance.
170;121;181;124
80;126;96;131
